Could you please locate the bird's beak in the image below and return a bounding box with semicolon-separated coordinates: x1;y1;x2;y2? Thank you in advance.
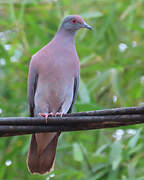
83;23;92;30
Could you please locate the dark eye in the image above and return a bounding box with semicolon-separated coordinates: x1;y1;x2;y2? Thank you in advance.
72;19;77;24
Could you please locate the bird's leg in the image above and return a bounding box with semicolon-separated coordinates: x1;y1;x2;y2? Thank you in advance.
39;112;55;124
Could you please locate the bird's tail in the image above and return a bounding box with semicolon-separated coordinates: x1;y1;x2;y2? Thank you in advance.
27;132;59;174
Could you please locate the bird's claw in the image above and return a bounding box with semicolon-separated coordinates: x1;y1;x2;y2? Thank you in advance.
39;112;64;124
55;112;64;117
39;112;55;124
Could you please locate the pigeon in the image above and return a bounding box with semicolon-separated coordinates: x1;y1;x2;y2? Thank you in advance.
27;15;92;174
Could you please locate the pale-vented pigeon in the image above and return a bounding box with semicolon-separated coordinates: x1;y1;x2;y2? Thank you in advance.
27;15;92;174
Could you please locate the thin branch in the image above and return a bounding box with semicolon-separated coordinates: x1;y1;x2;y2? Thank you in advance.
0;106;144;137
0;114;143;125
71;106;144;116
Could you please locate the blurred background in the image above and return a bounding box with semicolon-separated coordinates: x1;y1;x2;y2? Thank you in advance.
0;0;144;179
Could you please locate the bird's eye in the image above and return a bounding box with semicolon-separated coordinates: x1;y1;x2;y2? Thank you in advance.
72;19;77;24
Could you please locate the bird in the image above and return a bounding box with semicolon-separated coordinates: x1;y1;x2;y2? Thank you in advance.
27;15;92;175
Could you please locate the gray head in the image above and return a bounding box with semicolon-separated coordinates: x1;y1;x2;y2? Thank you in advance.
59;15;92;32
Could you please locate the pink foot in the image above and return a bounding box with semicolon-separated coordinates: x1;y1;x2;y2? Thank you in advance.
39;112;55;124
55;112;65;117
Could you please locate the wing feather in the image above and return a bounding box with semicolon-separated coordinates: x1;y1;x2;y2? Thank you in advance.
68;74;80;113
28;60;38;117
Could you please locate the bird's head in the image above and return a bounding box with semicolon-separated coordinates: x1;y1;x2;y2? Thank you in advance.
60;15;92;32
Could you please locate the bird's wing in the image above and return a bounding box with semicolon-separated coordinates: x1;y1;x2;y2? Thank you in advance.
68;74;80;113
28;61;38;117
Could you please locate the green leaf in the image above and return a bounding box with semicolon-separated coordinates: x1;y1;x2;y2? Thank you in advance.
122;176;128;180
107;169;119;180
109;140;122;170
110;68;127;105
94;144;109;156
90;169;108;180
128;163;136;180
89;70;111;91
80;54;95;66
128;128;142;149
80;12;103;18
78;78;90;103
72;143;83;162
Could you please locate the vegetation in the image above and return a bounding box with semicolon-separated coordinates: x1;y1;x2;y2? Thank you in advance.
0;0;144;179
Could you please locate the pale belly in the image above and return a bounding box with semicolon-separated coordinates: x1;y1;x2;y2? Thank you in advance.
34;75;74;114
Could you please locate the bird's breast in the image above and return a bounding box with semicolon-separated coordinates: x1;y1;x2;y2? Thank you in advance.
33;44;80;112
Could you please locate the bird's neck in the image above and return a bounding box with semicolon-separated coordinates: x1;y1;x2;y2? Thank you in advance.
54;27;75;46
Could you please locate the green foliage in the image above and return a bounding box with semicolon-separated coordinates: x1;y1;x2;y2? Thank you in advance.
0;0;144;179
